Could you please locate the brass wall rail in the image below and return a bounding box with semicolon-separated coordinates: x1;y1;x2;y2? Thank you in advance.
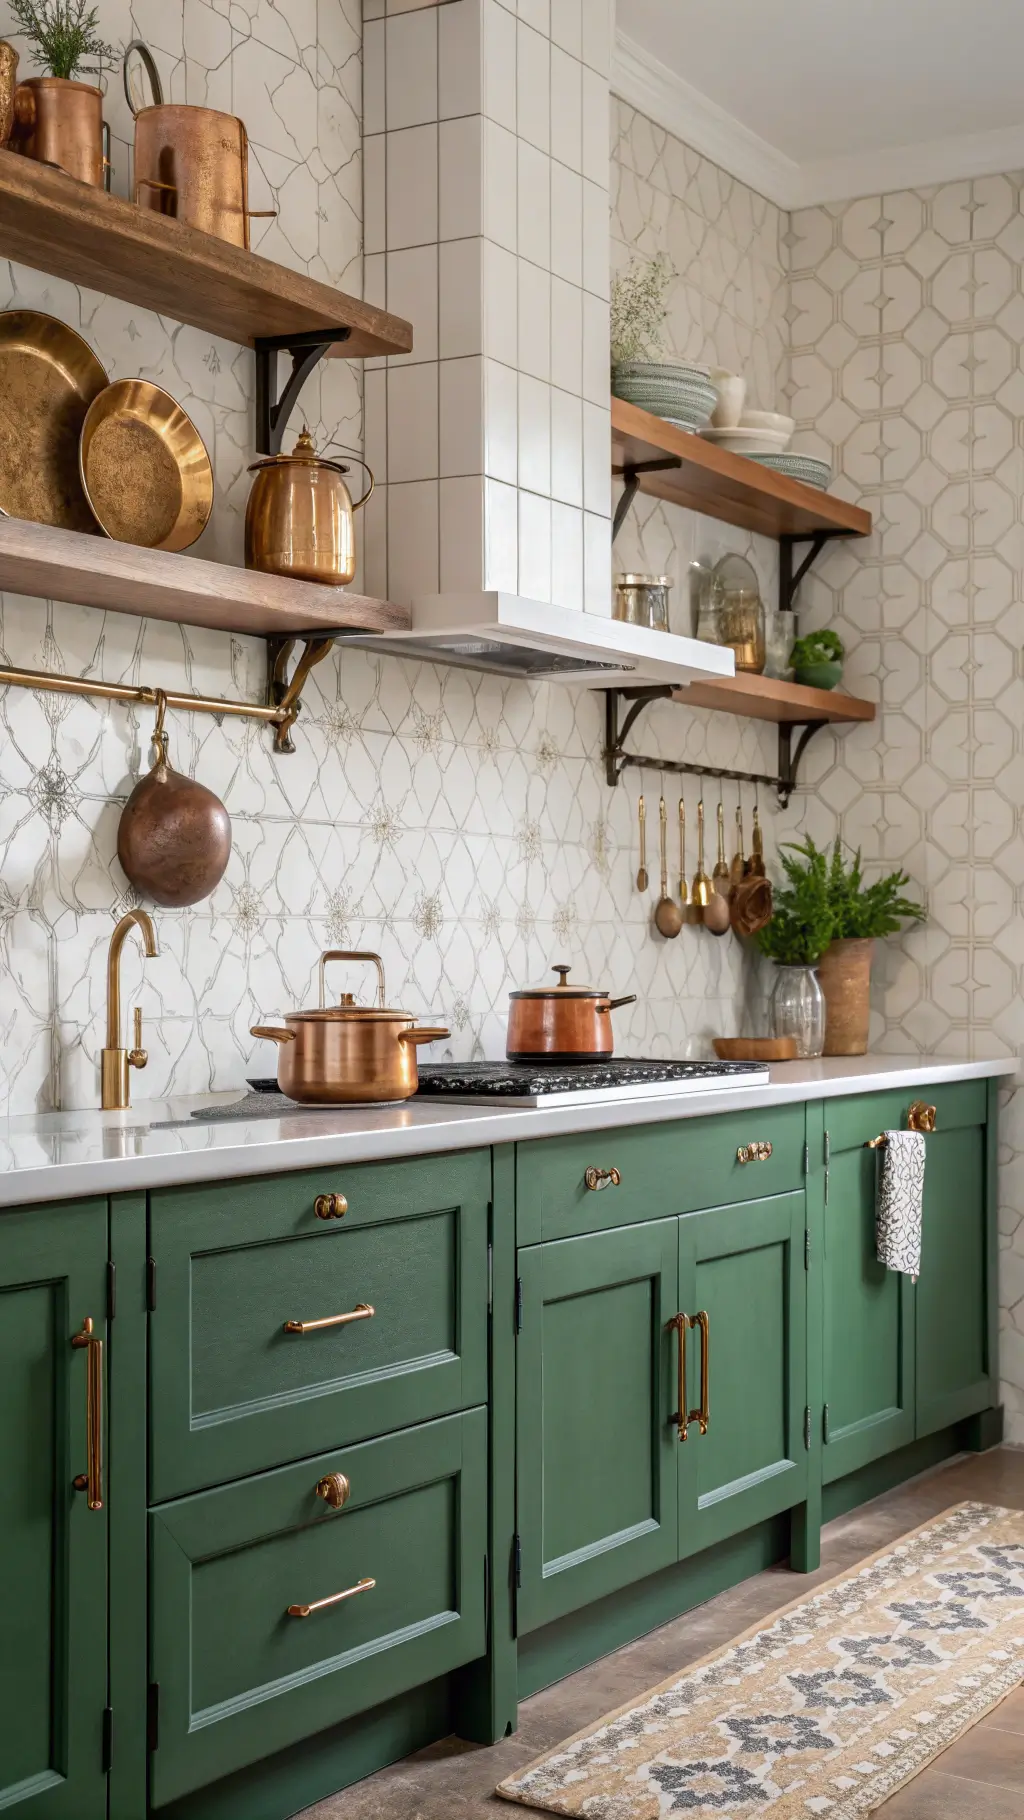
0;663;288;732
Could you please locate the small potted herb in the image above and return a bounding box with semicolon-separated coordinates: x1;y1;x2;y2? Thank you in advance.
7;0;115;188
789;628;844;691
758;837;925;1055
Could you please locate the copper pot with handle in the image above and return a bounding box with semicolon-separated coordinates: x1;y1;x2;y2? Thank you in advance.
245;428;374;585
506;964;636;1062
251;951;449;1103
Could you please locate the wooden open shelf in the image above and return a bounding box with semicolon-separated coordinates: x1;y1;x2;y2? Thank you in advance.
0;516;409;640
612;397;872;542
0;150;412;359
677;672;876;725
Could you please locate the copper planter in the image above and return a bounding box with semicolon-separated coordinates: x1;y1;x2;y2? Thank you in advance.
9;77;106;186
251;950;449;1104
506;964;636;1062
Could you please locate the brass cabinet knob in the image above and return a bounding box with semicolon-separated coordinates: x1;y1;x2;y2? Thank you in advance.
907;1101;936;1133
315;1472;351;1509
584;1166;621;1192
736;1140;772;1164
314;1192;348;1220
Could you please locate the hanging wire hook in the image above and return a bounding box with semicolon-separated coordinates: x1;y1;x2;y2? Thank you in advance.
151;688;169;765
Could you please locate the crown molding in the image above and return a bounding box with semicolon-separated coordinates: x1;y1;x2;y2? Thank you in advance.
611;28;1024;210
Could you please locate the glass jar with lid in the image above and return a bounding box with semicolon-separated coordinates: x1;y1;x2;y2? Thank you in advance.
710;553;765;673
613;573;673;631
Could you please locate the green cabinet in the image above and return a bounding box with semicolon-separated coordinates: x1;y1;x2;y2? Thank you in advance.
0;1200;108;1817
916;1118;994;1435
516;1193;808;1633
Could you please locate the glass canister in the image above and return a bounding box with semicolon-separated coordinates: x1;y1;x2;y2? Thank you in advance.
613;573;673;631
770;965;826;1059
710;552;765;672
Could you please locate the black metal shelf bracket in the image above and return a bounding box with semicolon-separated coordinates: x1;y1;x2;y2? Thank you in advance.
603;688;828;808
612;458;683;541
778;530;840;615
254;327;352;455
265;634;338;754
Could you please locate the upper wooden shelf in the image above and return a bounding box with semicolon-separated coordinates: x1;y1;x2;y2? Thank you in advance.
676;671;876;725
0;150;413;359
0;516;409;641
611;398;872;542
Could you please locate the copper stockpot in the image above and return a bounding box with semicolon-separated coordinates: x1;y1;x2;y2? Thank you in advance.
506;964;637;1063
132;104;274;247
9;77;107;187
245;429;374;586
251;951;449;1104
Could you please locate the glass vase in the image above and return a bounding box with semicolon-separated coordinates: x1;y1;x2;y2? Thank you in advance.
770;965;825;1059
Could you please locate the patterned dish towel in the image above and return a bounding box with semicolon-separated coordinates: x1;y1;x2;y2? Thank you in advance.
876;1128;927;1280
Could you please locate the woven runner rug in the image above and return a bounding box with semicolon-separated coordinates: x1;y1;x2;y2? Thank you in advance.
497;1502;1024;1818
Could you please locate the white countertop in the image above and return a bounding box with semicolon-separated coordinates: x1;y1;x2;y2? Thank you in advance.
0;1056;1014;1210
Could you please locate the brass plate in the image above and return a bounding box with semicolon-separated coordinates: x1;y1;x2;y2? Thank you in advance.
80;379;213;551
0;309;108;530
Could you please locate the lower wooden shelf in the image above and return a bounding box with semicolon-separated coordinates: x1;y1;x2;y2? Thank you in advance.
676;672;876;725
0;515;408;641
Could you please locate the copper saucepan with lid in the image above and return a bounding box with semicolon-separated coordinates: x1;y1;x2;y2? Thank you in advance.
506;964;637;1063
251;950;449;1103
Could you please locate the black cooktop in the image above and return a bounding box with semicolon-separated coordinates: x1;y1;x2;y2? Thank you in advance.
414;1059;768;1105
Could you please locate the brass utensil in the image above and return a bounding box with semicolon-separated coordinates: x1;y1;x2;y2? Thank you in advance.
636;793;648;892
117;691;232;907
0;309;108;531
704;888;733;935
712;797;730;895
654;795;683;939
749;799;766;877
691;799;712;917
677;797;689;905
80;379;213;551
730;796;746;888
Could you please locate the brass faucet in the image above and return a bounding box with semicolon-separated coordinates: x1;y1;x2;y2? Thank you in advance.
101;910;159;1110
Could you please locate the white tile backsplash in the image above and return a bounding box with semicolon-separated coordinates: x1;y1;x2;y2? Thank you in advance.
485;357;520;482
518;374;552;494
483;119;519;252
516;19;551;153
483;240;520;364
483;0;517;130
550;0;581;58
386;123;439;246
550;44;583;175
581;289;610;405
550;276;583;396
440;357;486;476
439;237;484;356
582;398;610;516
550;386;584;505
439;0;482;119
517;258;552;380
388;478;440;597
441;115;485;240
518;489;553;601
550;160;583;284
550;500;584;609
387;244;439;362
385;5;438;129
517;141;552;270
484;477;520;589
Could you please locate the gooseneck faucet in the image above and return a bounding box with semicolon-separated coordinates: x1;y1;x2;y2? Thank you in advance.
101;909;159;1110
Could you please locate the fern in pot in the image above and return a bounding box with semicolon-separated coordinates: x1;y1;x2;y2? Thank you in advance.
758;838;924;1057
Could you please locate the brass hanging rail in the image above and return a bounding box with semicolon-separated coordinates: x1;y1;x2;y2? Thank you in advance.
0;663;291;735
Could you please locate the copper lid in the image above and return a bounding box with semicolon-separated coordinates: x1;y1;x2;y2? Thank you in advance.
509;964;611;1001
286;994;412;1024
247;426;350;476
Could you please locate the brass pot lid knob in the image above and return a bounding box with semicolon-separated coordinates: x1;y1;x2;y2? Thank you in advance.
315;1472;351;1509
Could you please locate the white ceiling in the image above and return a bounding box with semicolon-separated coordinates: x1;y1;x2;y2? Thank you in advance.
615;0;1024;206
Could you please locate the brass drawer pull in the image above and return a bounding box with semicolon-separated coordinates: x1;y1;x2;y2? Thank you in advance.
316;1472;351;1509
284;1302;374;1335
667;1309;710;1442
867;1101;937;1148
288;1576;375;1619
584;1165;621;1192
736;1140;772;1164
314;1193;348;1220
71;1316;103;1510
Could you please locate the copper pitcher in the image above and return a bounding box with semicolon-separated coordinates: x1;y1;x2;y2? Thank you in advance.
132;103;274;248
9;77;107;187
245;428;374;586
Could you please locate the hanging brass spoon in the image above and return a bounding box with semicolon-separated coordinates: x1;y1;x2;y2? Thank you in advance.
636;791;648;892
691;799;712;920
654;794;683;938
730;794;746;889
712;797;730;896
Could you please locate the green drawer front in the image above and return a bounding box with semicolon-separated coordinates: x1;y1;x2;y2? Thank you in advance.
516;1104;805;1242
825;1080;987;1153
149;1409;487;1807
150;1151;489;1500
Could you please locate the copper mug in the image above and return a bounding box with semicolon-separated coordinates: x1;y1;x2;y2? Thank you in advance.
9;76;108;187
132;104;274;247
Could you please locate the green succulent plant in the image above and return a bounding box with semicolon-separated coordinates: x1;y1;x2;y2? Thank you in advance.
7;0;115;80
789;628;844;670
757;836;925;967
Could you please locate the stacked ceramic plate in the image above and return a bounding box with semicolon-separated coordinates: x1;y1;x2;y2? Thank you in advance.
701;410;794;455
612;360;717;432
747;451;832;491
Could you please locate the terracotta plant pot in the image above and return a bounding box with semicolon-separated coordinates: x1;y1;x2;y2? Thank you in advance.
817;937;874;1055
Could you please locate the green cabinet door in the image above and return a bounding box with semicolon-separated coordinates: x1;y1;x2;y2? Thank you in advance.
0;1200;108;1817
822;1138;915;1482
677;1194;808;1557
515;1219;678;1635
916;1119;993;1436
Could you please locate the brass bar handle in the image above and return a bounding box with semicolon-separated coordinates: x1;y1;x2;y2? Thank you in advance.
283;1302;374;1335
584;1166;621;1192
287;1576;375;1619
667;1311;709;1441
736;1140;772;1164
71;1317;103;1510
865;1133;886;1149
692;1309;710;1436
319;950;386;1010
668;1312;688;1442
314;1193;348;1220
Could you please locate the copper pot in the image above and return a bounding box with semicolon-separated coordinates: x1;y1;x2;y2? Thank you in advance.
0;41;19;144
506;964;636;1063
245;429;374;586
9;77;107;187
251;951;449;1104
132;104;275;247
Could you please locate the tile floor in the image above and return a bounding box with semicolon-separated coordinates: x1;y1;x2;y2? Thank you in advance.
301;1447;1024;1819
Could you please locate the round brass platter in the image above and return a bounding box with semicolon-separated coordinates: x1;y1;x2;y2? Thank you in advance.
0;309;108;531
80;379;214;551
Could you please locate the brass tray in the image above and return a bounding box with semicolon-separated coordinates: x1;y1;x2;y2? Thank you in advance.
0;309;108;530
79;379;213;550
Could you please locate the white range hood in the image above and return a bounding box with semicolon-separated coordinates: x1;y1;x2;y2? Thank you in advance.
350;592;736;687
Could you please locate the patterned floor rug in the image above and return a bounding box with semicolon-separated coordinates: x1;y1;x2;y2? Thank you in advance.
497;1502;1024;1818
